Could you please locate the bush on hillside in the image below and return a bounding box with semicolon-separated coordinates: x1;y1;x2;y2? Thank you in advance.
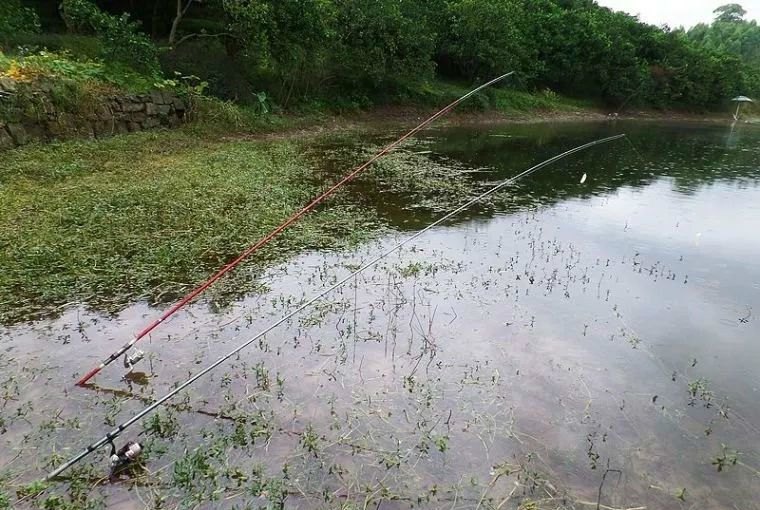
0;0;41;46
60;0;159;75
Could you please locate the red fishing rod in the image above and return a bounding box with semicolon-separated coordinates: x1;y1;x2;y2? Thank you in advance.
75;72;514;386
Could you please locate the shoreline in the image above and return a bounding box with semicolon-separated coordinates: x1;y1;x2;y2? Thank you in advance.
236;105;754;142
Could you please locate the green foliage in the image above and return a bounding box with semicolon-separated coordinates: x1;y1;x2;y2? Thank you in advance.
3;33;101;59
713;3;747;23
182;1;334;106
438;0;536;83
687;4;760;97
0;50;167;96
0;0;41;44
60;0;159;75
3;50;106;82
96;12;159;75
189;95;261;129
0;128;380;323
59;0;102;34
220;0;436;103
330;0;436;90
221;0;272;60
219;0;758;109
5;0;760;112
145;410;180;438
691;20;759;64
15;480;48;499
160;38;254;102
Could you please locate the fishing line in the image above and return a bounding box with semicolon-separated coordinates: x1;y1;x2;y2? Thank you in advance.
46;133;626;480
75;72;515;386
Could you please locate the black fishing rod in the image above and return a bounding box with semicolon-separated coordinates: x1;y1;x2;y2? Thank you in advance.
45;133;626;481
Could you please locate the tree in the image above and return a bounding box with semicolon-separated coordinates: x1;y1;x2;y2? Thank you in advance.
59;0;160;74
169;0;194;46
6;0;757;110
329;0;436;91
0;0;40;43
437;0;536;83
714;4;747;23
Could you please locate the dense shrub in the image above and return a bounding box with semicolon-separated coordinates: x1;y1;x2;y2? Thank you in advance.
0;0;41;44
5;0;759;110
437;0;537;84
60;0;159;75
160;38;256;103
329;0;436;91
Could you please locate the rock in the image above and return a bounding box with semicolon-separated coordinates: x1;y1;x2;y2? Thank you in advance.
0;125;15;150
0;89;188;150
172;97;186;112
46;120;64;138
0;77;17;93
122;101;145;113
47;118;82;140
38;81;54;93
142;117;160;129
93;120;114;138
95;105;112;121
65;121;94;139
150;90;165;105
6;123;29;145
26;121;46;138
35;97;56;117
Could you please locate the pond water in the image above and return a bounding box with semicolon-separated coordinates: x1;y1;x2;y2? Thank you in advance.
2;120;759;509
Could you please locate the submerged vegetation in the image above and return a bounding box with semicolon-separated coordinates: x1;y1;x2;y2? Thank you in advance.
0;125;385;323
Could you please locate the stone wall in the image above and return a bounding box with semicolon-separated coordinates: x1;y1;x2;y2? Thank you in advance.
0;79;187;150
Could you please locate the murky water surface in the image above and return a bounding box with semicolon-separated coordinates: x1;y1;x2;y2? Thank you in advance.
2;121;759;509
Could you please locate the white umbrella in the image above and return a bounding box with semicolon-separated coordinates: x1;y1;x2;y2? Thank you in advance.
732;95;754;120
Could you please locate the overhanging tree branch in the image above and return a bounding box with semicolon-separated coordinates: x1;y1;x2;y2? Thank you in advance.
169;0;195;46
174;31;233;48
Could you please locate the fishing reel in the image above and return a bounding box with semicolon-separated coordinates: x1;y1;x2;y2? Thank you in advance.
108;439;143;479
109;440;142;468
123;349;145;373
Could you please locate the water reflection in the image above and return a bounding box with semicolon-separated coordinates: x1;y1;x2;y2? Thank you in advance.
329;120;760;230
